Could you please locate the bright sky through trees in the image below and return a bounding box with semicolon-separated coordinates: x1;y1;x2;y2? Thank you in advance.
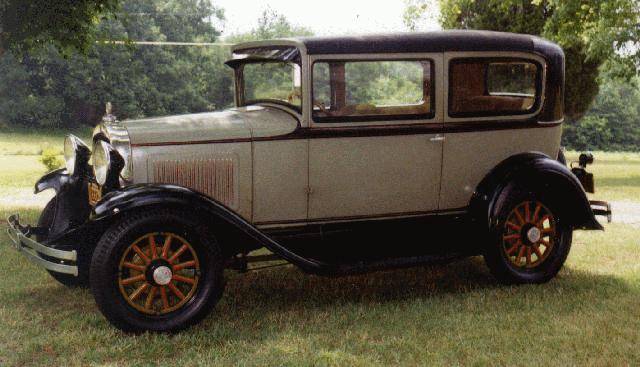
215;0;441;36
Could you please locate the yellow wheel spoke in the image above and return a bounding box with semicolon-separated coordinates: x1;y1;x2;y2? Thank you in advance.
173;260;196;272
172;274;196;285
504;234;520;242
532;203;542;223
149;235;158;259
506;242;520;255
129;283;149;301
516;246;526;264
121;274;145;286
532;244;543;259
161;234;173;259
514;208;525;225
524;201;530;222
168;244;188;264
160;286;170;311
145;287;158;311
506;221;521;231
132;245;150;264
123;262;145;272
168;282;186;300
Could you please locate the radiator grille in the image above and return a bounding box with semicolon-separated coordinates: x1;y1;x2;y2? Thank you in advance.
152;157;236;208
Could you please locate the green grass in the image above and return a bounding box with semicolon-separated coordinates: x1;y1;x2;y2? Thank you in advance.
0;131;639;366
0;127;92;156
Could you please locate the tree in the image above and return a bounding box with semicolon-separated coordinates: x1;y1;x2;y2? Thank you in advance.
0;0;121;56
404;0;640;120
0;0;232;128
225;8;313;43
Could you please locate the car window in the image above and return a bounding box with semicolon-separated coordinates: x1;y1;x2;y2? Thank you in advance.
449;58;540;117
312;60;433;122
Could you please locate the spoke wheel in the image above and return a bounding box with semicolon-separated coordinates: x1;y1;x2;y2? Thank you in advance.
118;232;200;315
502;200;556;269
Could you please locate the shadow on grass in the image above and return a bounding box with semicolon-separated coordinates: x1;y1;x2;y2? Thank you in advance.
4;256;634;336
598;175;640;187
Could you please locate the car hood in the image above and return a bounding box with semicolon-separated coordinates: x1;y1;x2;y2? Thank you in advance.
122;105;298;145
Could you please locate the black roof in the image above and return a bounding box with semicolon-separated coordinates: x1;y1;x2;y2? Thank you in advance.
297;30;561;58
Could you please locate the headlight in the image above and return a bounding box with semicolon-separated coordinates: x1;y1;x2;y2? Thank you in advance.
63;135;90;176
92;140;124;186
93;123;132;180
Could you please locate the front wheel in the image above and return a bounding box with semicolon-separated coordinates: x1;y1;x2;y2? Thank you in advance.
483;190;573;284
90;209;225;332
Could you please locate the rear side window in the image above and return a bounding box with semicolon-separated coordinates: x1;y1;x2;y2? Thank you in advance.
449;58;541;117
312;59;434;122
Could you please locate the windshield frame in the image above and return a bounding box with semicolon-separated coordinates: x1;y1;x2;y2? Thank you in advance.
228;46;304;114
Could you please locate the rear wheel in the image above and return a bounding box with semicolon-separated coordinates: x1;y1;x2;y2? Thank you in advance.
89;209;224;332
483;188;573;284
37;198;90;288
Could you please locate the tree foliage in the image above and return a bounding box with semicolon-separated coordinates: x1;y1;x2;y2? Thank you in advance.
562;77;640;151
0;0;233;128
0;0;121;56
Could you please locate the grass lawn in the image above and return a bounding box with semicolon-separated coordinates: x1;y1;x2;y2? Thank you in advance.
0;131;639;366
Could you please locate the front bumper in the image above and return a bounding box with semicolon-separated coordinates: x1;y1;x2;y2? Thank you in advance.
6;214;78;275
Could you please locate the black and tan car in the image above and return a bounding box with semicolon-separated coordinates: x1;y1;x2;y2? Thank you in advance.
7;31;611;332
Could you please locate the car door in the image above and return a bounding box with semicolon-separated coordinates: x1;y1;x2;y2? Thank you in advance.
307;54;445;220
440;52;561;210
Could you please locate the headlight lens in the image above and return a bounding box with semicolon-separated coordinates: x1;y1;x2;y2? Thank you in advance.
63;135;90;176
92;141;111;185
63;137;77;175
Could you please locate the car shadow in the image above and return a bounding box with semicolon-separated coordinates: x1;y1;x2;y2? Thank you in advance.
5;257;635;336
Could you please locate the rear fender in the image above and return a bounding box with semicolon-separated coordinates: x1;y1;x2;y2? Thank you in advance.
470;152;602;232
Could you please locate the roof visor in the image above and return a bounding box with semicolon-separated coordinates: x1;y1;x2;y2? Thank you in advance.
225;46;301;68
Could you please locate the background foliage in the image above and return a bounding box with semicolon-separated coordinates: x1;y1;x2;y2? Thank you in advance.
0;0;639;151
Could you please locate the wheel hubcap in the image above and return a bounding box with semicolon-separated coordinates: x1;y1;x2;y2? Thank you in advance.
526;226;541;244
118;232;200;315
153;266;173;285
502;200;556;268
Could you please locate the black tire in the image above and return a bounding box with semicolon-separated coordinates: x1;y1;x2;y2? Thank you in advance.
89;208;225;332
483;185;573;284
37;198;91;288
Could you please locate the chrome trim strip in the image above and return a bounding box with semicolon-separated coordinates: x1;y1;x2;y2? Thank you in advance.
6;215;78;276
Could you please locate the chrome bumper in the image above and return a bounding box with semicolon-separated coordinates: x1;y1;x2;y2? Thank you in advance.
590;200;612;223
5;214;78;276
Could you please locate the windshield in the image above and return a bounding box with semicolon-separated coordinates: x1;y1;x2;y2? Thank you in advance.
231;47;302;111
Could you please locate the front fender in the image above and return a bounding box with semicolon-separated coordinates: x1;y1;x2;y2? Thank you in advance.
91;184;330;274
35;168;70;194
470;152;603;232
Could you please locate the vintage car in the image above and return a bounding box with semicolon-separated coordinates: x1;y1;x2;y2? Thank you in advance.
7;30;612;332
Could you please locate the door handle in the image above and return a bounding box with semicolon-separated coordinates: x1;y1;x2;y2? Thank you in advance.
430;134;445;142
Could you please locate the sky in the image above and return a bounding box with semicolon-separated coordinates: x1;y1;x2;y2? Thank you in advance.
213;0;441;37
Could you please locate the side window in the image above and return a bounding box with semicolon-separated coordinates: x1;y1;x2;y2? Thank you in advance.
449;58;540;117
312;60;434;122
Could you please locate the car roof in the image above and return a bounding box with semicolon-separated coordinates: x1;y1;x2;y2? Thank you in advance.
233;30;562;60
299;30;558;55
